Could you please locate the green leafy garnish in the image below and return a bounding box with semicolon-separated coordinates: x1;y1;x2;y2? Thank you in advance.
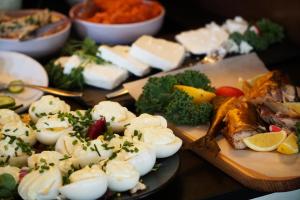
230;18;284;51
0;173;17;199
165;90;213;125
45;62;84;90
295;122;300;147
63;38;106;65
136;70;214;126
63;38;98;56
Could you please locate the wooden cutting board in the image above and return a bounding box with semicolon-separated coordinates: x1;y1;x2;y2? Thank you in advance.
123;53;300;192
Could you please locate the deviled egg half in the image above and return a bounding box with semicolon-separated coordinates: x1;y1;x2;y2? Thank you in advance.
124;113;168;136
35;114;73;145
0;95;182;199
59;165;107;200
27;151;73;175
139;127;182;158
29;95;70;122
0;135;34;167
108;135;156;176
0;109;21;126
1;121;36;145
124;114;182;158
91;101;136;132
56;134;113;168
105;159;140;192
71;139;113;167
18;166;62;200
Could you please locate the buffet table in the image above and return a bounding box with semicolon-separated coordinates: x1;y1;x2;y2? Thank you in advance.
13;1;300;199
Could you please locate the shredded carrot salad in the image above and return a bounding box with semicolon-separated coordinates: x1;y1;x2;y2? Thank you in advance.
84;0;162;24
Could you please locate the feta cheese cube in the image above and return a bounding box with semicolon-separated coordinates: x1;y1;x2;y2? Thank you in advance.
98;45;150;77
83;63;128;90
61;55;129;90
129;35;185;71
175;23;228;55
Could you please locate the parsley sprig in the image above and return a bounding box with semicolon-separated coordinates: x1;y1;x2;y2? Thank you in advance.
136;70;214;125
230;18;284;51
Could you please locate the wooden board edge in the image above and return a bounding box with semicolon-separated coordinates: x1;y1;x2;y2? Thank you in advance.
192;146;300;192
171;125;300;192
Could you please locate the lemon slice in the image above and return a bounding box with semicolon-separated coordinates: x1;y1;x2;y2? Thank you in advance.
174;85;216;104
283;102;300;115
243;131;287;152
277;133;299;154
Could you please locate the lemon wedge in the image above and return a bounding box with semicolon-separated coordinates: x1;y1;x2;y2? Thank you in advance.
243;131;287;152
277;133;299;154
174;85;216;104
283;102;300;115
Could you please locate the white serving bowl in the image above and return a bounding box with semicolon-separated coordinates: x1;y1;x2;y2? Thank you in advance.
0;10;71;58
69;2;165;44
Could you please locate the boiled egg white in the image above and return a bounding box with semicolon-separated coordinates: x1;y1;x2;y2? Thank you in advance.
139;127;182;158
116;140;156;176
105;159;139;192
59;165;107;200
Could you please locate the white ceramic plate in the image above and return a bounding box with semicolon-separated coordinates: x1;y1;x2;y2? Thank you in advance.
69;2;165;44
0;51;48;112
0;10;71;58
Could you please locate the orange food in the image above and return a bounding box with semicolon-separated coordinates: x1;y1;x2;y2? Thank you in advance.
84;0;162;24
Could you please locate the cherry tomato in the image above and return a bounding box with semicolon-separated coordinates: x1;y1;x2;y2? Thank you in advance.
269;125;282;132
87;117;106;139
215;86;244;97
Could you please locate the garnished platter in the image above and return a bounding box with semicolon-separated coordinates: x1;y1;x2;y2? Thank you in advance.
0;94;182;199
123;53;300;192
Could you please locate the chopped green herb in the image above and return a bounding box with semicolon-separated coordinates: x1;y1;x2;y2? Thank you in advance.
151;163;162;172
94;144;101;157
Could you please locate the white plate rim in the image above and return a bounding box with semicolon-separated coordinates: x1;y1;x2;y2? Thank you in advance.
0;50;49;112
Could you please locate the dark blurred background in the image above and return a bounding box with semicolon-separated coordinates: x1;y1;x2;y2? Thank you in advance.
22;0;300;46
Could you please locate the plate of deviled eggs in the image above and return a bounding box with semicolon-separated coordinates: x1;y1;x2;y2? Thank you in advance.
0;95;181;200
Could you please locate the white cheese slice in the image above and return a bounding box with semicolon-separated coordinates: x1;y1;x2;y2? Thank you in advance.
63;55;83;74
129;35;185;71
175;23;229;55
83;63;128;90
222;16;248;34
98;45;150;77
